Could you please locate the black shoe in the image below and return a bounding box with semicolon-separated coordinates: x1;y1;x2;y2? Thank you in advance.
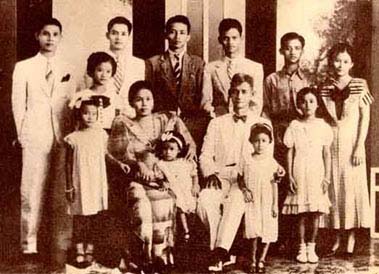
324;249;338;258
21;253;41;264
343;251;354;259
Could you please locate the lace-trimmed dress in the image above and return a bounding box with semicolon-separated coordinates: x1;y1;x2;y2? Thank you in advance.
282;119;333;215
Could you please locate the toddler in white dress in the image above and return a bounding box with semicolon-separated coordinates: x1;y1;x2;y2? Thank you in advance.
239;123;284;273
156;130;199;242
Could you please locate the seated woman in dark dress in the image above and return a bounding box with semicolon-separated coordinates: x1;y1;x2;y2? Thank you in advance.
107;80;196;273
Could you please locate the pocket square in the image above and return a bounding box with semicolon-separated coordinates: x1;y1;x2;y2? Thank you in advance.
61;74;71;82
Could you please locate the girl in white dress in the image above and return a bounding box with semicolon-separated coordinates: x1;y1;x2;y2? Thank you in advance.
156;130;199;242
239;123;284;273
65;95;129;267
69;52;121;132
320;43;373;257
282;87;333;263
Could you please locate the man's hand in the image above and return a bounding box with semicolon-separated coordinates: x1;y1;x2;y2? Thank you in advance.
65;188;75;203
242;188;254;203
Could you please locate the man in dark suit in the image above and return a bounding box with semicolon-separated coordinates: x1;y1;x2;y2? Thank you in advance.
146;15;211;152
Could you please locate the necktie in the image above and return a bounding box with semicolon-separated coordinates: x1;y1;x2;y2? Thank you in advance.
114;56;124;94
46;61;54;94
233;114;247;123
173;54;181;87
227;59;235;80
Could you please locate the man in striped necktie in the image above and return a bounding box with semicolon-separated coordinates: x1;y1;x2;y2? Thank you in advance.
104;16;145;117
113;55;124;93
146;15;210;152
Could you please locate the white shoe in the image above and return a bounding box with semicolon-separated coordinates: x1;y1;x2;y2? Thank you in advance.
296;243;307;263
208;261;223;272
223;255;236;267
307;242;319;263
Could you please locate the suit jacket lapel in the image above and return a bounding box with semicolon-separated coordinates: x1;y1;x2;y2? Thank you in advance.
221;115;234;158
180;53;191;95
214;62;230;101
159;53;172;82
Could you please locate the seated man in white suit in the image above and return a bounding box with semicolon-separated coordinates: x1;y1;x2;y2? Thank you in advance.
197;73;270;271
202;18;264;117
12;18;75;256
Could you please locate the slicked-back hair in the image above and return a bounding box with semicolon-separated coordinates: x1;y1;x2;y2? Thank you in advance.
165;15;191;33
218;18;242;36
36;17;62;33
280;32;305;49
107;16;132;34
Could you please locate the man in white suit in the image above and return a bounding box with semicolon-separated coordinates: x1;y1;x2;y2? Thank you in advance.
202;18;264;117
198;73;270;271
105;16;145;117
12;18;75;255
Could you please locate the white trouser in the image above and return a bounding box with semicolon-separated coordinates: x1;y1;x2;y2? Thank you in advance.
20;146;52;253
215;184;246;251
196;169;237;250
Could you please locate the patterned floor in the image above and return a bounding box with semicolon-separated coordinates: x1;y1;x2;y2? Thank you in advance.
1;241;379;274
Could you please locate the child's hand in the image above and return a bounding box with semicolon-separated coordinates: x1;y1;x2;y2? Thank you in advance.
289;176;297;194
242;188;254;203
203;103;215;118
272;204;278;218
352;145;365;166
276;165;286;179
65;188;75;203
322;178;330;194
186;148;197;162
119;162;130;174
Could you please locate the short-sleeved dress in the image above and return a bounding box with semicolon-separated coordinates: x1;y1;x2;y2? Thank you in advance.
158;159;197;213
282;118;333;215
241;155;280;243
320;79;372;229
64;127;109;215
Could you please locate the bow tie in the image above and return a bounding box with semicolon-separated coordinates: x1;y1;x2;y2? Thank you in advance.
233;114;247;123
330;86;350;103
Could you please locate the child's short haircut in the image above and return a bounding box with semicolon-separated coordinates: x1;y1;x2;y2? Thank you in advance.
165;15;191;33
280;32;305;49
86;52;117;78
107;16;132;34
327;42;354;65
128;80;153;105
35;17;62;33
296;87;320;107
156;130;188;158
229;73;254;97
218;18;242;36
249;123;273;143
296;87;323;118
